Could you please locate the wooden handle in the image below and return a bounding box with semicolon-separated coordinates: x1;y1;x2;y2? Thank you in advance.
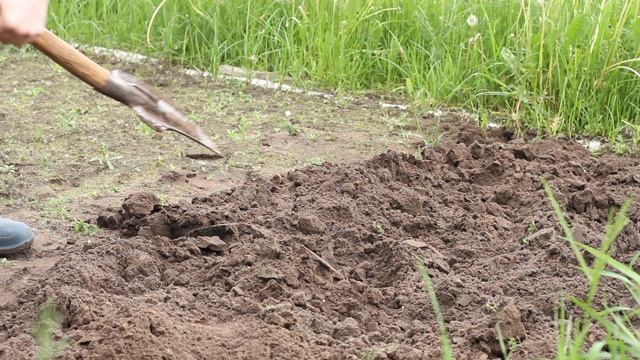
31;30;111;90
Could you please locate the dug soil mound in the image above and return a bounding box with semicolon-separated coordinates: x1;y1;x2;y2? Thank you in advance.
3;123;640;359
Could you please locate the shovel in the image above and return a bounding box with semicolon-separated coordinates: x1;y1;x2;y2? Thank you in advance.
30;29;223;158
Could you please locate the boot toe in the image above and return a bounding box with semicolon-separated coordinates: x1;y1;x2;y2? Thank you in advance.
0;218;35;255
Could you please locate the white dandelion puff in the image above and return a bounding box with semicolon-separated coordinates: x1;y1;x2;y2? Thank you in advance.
466;14;478;27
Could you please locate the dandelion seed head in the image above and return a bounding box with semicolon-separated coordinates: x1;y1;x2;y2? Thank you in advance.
466;14;478;27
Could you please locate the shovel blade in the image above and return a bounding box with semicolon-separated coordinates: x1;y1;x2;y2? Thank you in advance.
101;70;223;158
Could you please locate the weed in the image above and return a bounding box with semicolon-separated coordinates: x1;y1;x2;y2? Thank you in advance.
227;117;250;141
89;143;123;170
72;220;100;237
33;125;44;142
27;87;47;97
280;120;299;136
57;116;77;128
306;157;324;166
485;299;496;312
261;299;275;309
371;221;385;234
41;154;52;169
0;164;16;174
41;196;71;220
544;180;640;357
0;258;8;267
158;194;170;205
32;302;69;360
136;122;154;135
522;219;536;245
417;258;454;359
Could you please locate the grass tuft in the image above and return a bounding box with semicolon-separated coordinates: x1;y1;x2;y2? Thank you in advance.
544;180;640;358
417;257;454;360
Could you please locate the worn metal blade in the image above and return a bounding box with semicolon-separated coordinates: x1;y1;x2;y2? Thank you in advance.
100;70;223;158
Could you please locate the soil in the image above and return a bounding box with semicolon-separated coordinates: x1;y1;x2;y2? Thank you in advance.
2;47;640;359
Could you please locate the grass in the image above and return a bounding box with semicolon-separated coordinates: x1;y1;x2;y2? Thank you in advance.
32;302;68;360
48;0;640;143
544;181;640;358
418;181;640;358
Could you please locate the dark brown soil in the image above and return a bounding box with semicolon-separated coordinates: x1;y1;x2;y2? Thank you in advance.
2;49;640;360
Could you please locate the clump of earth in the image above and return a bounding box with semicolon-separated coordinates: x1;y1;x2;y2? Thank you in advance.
3;118;640;359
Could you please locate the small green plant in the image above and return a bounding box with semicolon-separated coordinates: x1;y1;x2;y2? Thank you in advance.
280;119;299;136
158;194;170;205
261;299;275;309
41;196;71;220
496;324;519;358
0;164;16;174
371;221;385;234
89;143;123;170
485;299;496;312
57;116;77;128
32;302;69;360
227;117;250;141
522;219;536;245
417;258;454;359
136;122;154;135
0;258;8;267
72;220;100;237
306;157;324;165
33;124;44;142
27;87;47;97
41;154;52;169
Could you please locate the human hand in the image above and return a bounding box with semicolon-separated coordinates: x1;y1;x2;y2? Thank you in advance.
0;0;49;45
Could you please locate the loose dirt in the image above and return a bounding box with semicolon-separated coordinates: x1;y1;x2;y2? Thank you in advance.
2;47;640;359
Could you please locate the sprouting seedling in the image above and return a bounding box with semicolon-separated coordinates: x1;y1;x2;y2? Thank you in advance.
282;119;299;136
306;157;324;165
522;219;536;245
0;164;16;174
89;143;123;170
228;117;250;141
137;122;154;135
371;221;385;234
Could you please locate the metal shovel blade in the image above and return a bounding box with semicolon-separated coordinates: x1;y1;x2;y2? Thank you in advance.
101;70;224;158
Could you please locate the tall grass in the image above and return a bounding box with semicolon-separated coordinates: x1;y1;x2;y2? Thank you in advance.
544;181;640;358
47;0;640;141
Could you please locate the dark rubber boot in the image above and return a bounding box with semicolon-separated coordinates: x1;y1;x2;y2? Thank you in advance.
0;218;35;255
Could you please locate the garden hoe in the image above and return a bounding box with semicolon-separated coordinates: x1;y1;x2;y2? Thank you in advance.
31;29;223;158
